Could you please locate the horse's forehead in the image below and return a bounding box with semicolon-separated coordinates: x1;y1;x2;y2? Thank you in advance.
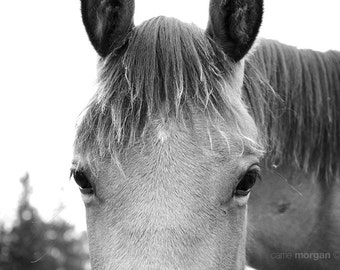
73;107;261;174
120;114;258;169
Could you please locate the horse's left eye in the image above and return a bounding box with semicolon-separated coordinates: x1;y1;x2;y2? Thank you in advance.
70;170;94;195
234;168;260;197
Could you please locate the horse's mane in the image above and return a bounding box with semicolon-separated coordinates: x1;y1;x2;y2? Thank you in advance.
75;16;340;181
244;39;340;181
75;16;262;166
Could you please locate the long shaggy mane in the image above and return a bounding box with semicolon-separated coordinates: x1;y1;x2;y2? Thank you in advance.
244;39;340;181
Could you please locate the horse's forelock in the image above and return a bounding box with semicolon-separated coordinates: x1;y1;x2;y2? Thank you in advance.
74;16;264;169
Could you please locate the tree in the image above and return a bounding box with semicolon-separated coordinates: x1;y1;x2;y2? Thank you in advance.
0;174;90;270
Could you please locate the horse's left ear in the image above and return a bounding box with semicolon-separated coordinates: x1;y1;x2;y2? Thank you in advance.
206;0;263;62
81;0;135;57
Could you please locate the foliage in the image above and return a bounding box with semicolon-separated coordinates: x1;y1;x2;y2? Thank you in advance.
0;174;90;270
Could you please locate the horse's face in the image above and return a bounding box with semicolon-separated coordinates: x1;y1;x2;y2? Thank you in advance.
73;108;261;269
76;0;264;269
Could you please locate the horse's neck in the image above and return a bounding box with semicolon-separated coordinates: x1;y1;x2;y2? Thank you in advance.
245;39;340;181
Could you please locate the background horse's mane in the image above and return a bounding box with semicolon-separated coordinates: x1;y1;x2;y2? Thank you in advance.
75;16;262;167
244;39;340;181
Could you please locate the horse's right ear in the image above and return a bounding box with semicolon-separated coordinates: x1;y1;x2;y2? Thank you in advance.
206;0;263;62
81;0;135;57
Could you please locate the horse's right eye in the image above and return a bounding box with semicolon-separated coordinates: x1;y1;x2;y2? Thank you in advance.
70;170;94;195
234;168;260;197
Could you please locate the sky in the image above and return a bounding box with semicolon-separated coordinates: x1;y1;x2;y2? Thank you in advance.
0;0;339;232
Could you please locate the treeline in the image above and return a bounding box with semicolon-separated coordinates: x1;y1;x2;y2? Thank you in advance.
0;174;90;270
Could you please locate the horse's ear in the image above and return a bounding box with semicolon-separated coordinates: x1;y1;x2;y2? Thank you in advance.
81;0;135;57
206;0;263;62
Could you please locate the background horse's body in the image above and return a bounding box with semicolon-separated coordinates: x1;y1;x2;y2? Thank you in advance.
248;168;340;269
245;40;340;269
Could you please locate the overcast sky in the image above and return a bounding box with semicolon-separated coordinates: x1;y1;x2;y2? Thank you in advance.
0;0;339;232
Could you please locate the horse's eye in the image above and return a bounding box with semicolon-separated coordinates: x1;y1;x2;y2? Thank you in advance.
70;169;94;195
234;168;260;197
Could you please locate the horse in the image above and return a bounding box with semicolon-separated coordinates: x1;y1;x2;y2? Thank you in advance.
244;40;340;269
72;0;340;269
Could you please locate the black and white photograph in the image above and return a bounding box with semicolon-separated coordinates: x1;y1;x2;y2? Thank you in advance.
0;0;339;269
